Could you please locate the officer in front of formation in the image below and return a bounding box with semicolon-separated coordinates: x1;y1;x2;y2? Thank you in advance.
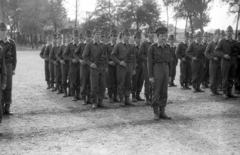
106;29;119;103
40;35;52;89
112;29;136;107
175;32;191;90
0;22;17;115
132;31;144;103
83;27;108;109
63;29;80;101
186;31;205;93
148;26;172;121
139;26;155;105
74;29;92;105
56;32;72;97
215;26;238;99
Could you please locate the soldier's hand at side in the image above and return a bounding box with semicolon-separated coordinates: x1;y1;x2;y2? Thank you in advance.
72;59;78;63
193;57;198;61
80;60;87;65
2;84;6;90
109;61;115;66
224;54;230;59
133;70;136;75
182;58;186;61
90;63;97;69
60;60;65;64
149;78;154;83
119;61;126;67
213;57;219;61
12;70;15;75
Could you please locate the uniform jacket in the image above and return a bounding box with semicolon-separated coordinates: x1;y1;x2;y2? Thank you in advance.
63;42;79;61
40;44;47;59
56;44;66;62
186;41;205;60
205;41;220;60
73;42;87;61
175;42;189;60
43;44;52;61
215;38;239;57
139;40;152;63
0;46;7;86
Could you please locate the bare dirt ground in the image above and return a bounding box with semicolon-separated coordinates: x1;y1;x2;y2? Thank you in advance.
0;50;240;155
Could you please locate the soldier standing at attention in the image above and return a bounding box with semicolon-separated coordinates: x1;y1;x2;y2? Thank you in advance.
106;29;119;103
44;35;53;89
220;30;226;40
63;30;80;101
0;45;7;129
55;34;63;94
215;26;238;99
176;32;191;90
0;22;17;115
132;31;144;103
83;27;108;109
186;31;205;93
56;32;72;97
139;26;155;105
40;35;52;89
205;29;222;96
168;34;178;87
148;26;172;121
111;29;136;107
49;34;58;92
73;29;92;105
235;31;240;94
202;32;210;89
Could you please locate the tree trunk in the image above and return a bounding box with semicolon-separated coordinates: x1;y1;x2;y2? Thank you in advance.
235;11;240;40
185;16;188;33
31;33;33;49
188;12;194;34
174;17;178;41
166;5;169;28
75;0;78;29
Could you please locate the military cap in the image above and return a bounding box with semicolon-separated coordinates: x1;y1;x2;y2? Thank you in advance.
73;29;79;37
220;30;226;36
85;29;92;37
0;22;7;31
46;35;52;40
53;33;58;39
214;29;220;35
194;31;202;37
147;26;155;33
155;26;168;34
168;34;174;40
65;32;71;38
79;33;84;39
93;26;101;34
122;29;131;36
57;33;62;39
118;32;123;39
110;29;117;36
227;25;233;31
134;31;141;38
203;32;208;37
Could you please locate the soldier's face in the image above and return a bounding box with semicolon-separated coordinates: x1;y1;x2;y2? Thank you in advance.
0;30;7;39
157;33;167;43
196;35;202;43
47;39;52;44
226;30;233;37
184;36;189;43
65;37;71;43
215;34;220;41
123;34;130;42
73;37;79;43
111;35;117;42
148;32;154;40
85;36;92;42
169;38;174;44
94;33;101;42
203;36;208;43
135;37;141;44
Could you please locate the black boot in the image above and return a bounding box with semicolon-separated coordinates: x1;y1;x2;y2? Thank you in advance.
4;104;13;115
197;84;205;92
180;83;187;90
136;92;145;101
159;106;171;120
92;100;98;109
72;91;78;101
46;81;51;89
98;99;105;108
113;93;120;102
109;94;114;103
185;83;191;90
63;88;68;97
132;93;137;102
125;96;134;106
145;96;151;105
81;96;87;105
119;97;125;107
153;106;160;121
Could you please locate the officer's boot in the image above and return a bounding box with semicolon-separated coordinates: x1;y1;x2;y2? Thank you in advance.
72;91;78;101
180;83;187;90
132;93;137;102
46;81;51;89
125;96;134;106
193;84;198;93
87;95;92;104
153;106;160;121
113;93;120;102
81;96;87;105
4;104;13;115
109;94;114;103
119;97;125;107
76;90;81;100
159;106;171;120
92;100;98;109
68;87;72;96
145;96;151;105
228;89;237;98
98;99;104;108
197;84;205;92
57;86;61;94
63;88;68;97
185;82;191;90
136;92;145;101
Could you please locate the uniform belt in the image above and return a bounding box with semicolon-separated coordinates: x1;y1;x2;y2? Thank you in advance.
153;62;168;66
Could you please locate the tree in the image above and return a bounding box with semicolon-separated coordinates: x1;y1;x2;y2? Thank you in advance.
222;0;240;39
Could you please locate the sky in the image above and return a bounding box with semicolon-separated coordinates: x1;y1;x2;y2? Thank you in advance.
64;0;237;31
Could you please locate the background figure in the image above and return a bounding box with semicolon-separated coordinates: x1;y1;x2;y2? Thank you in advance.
202;32;210;89
49;34;58;92
168;34;178;87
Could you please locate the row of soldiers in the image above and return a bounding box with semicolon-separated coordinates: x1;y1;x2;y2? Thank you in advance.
40;25;240;120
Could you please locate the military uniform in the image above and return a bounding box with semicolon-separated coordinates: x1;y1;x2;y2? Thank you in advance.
132;31;144;102
49;34;58;92
138;26;154;104
73;29;92;105
168;34;178;87
0;46;7;122
111;29;136;107
63;30;80;101
234;31;240;94
175;33;191;90
106;30;118;103
202;32;210;88
0;22;17;115
83;27;108;109
205;29;222;95
215;26;238;99
186;31;205;93
148;27;172;120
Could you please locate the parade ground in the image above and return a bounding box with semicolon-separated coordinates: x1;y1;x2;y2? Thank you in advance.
0;49;240;155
